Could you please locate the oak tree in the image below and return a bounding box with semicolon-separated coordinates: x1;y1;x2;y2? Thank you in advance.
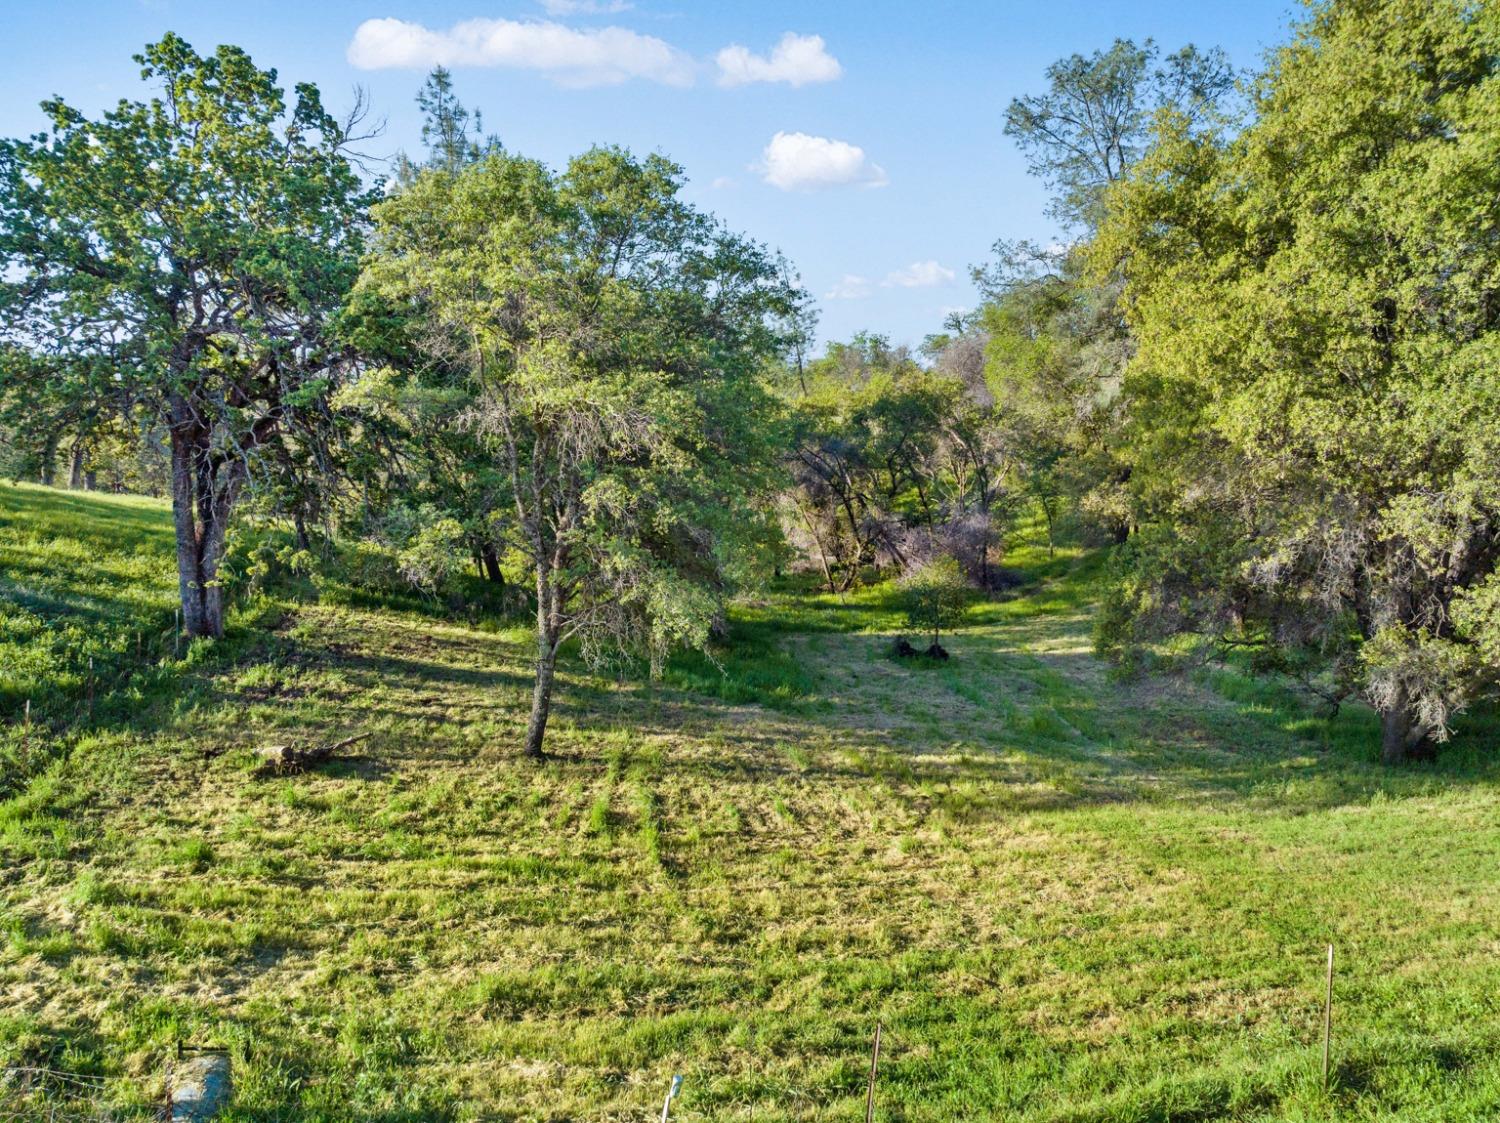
358;148;796;757
0;35;370;636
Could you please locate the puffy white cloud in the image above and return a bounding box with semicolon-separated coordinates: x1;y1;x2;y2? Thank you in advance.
710;176;736;190
824;274;872;300
755;132;888;192
882;260;956;288
716;33;842;88
539;0;633;13
347;17;695;87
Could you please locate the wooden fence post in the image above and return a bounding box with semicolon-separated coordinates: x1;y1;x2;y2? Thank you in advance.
865;1022;882;1123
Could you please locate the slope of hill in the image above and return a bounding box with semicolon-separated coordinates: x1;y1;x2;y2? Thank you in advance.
2;481;1499;1121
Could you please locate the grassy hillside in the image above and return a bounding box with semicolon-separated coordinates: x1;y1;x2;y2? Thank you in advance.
3;480;1500;1122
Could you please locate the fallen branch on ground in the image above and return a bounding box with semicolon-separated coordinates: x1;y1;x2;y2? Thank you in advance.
255;733;369;775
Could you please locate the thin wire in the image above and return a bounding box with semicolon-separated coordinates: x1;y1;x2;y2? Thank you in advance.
2;1066;111;1088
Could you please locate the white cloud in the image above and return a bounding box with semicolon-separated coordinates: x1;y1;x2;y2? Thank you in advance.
710;176;735;190
824;274;871;300
882;261;956;288
716;33;842;87
755;132;888;192
539;0;633;13
347;17;695;87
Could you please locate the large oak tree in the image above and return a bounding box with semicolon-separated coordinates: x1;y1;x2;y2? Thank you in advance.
0;35;370;636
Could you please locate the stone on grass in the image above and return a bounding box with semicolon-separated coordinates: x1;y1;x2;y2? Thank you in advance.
170;1054;231;1122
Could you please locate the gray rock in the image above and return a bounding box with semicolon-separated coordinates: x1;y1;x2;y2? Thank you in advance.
170;1054;231;1122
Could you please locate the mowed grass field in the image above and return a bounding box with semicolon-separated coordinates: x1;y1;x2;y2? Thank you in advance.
2;480;1500;1122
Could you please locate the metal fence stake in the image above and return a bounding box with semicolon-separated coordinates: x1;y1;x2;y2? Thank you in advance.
1322;944;1334;1091
660;1073;682;1122
19;699;30;772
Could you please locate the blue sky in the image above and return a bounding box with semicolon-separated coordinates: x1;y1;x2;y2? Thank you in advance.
1;0;1300;350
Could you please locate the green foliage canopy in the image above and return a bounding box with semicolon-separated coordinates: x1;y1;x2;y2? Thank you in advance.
1004;37;1233;231
899;554;969;647
1096;0;1500;761
0;34;371;635
356;147;799;756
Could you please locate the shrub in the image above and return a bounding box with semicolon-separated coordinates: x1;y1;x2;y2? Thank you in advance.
899;555;969;648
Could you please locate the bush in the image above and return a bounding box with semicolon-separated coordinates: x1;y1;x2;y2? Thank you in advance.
898;555;969;648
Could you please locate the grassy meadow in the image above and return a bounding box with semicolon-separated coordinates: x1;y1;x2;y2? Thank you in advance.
3;480;1500;1121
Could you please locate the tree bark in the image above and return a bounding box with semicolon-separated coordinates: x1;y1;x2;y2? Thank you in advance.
523;634;557;759
1380;705;1412;765
522;549;563;759
1379;687;1428;765
168;393;245;640
39;431;58;486
68;441;85;489
171;445;203;635
480;545;505;587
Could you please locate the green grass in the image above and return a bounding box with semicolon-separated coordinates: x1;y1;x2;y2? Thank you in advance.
4;480;1500;1121
0;482;180;712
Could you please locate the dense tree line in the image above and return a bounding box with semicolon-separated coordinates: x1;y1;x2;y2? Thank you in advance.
1094;0;1500;762
3;0;1498;761
782;332;1014;592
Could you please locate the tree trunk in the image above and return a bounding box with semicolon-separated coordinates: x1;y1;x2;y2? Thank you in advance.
68;441;85;489
168;394;244;640
524;636;557;759
480;545;505;587
171;434;216;638
522;553;562;759
39;431;58;486
1379;686;1428;765
1380;705;1412;765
